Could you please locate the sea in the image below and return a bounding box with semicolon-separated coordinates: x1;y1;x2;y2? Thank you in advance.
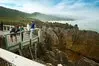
48;20;99;33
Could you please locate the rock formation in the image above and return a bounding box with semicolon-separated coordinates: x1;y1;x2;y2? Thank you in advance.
37;26;99;66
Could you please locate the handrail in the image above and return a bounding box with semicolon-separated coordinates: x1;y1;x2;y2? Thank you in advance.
3;28;40;58
0;48;45;66
3;25;14;27
3;28;41;60
4;28;39;36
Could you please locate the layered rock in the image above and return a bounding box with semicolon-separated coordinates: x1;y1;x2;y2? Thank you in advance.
75;57;99;66
39;26;99;66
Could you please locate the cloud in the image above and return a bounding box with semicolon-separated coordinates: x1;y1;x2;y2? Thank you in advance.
52;0;99;18
0;0;99;20
19;3;51;13
0;0;53;13
0;0;99;32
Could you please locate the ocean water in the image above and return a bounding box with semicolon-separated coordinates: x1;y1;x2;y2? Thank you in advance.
68;20;99;33
48;20;99;33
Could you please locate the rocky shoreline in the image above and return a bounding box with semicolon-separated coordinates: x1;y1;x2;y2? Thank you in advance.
36;26;99;66
0;24;99;66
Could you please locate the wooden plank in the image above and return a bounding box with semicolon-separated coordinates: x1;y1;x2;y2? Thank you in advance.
3;28;40;51
8;38;38;51
0;48;45;66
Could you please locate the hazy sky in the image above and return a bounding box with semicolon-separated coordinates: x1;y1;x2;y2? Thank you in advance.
0;0;99;19
0;0;99;32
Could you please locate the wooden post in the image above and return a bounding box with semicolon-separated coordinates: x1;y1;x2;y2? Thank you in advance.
38;29;41;42
7;26;8;31
30;30;32;46
29;45;34;60
3;26;4;31
4;35;8;50
0;34;6;49
18;30;23;56
20;31;22;42
30;29;33;39
35;43;37;59
18;43;23;56
19;32;23;56
6;26;7;31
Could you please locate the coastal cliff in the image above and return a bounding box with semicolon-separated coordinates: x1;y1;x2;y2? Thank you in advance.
37;26;99;66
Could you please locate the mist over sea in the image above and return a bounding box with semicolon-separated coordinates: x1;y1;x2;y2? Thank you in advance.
69;20;99;32
49;20;99;33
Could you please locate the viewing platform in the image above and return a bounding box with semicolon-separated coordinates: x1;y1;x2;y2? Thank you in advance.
0;25;44;66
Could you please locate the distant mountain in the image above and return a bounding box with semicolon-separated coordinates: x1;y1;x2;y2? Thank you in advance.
0;6;74;21
31;12;74;21
0;6;30;18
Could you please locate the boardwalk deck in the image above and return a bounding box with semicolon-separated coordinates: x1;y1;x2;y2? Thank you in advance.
0;48;45;66
0;25;45;66
4;29;40;51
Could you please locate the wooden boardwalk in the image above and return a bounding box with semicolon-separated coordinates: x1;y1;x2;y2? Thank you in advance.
4;28;40;51
0;25;46;66
6;32;35;46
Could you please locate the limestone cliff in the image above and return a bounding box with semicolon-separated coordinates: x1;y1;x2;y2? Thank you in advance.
38;26;99;66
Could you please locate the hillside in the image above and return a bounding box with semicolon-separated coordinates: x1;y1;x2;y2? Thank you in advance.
0;6;74;21
31;12;74;21
0;6;30;18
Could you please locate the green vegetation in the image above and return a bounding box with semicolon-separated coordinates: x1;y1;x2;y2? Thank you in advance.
0;6;74;26
0;6;30;18
0;6;76;29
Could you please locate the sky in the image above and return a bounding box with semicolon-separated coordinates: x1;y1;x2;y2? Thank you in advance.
0;0;99;19
0;0;99;32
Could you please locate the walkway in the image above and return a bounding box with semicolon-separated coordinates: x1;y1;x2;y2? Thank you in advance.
4;29;40;51
0;48;45;66
0;27;43;66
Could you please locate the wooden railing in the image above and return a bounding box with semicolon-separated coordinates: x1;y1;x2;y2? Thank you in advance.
4;28;40;50
3;28;41;59
3;25;14;31
0;48;45;66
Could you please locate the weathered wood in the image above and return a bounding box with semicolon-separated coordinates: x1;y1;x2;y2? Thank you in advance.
29;45;34;60
2;28;40;64
3;28;39;51
0;48;45;66
0;31;6;49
